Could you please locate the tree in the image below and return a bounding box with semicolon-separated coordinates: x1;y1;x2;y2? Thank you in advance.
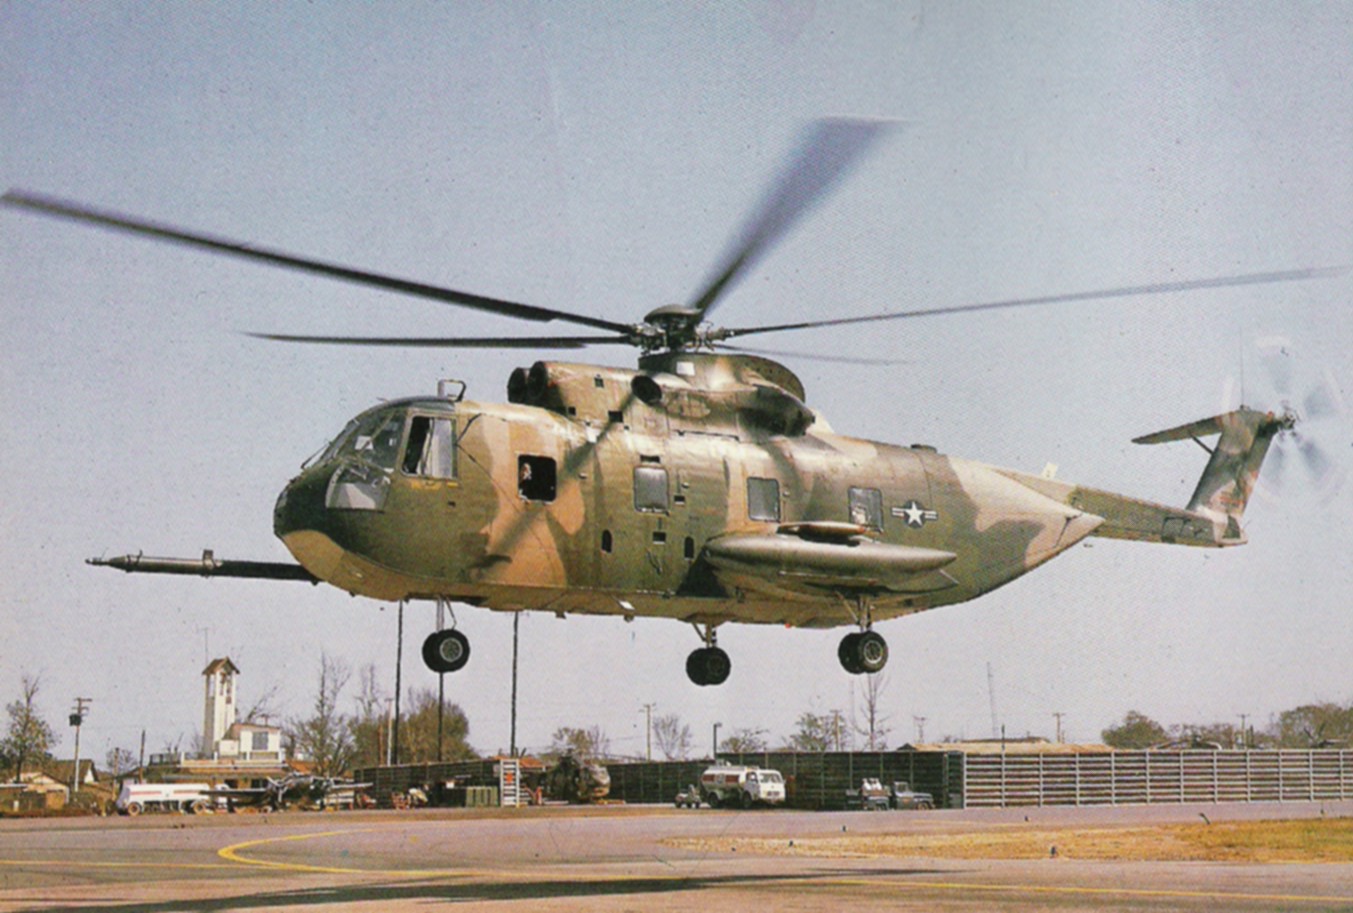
4;674;56;781
852;673;892;750
288;653;356;776
787;711;848;752
397;687;475;763
652;713;692;760
720;727;768;754
105;747;137;783
349;663;388;768
1271;702;1353;748
548;725;611;760
1101;710;1167;749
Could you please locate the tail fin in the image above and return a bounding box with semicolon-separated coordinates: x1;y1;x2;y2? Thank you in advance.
1133;407;1290;542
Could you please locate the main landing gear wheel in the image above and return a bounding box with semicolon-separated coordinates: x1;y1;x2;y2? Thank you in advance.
838;630;888;675
686;646;732;686
422;628;470;673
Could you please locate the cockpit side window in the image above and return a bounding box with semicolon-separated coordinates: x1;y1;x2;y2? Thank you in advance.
402;415;456;479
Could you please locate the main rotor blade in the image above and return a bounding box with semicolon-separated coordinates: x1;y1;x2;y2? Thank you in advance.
720;266;1350;340
687;117;901;321
245;332;632;349
2;190;632;335
712;342;906;366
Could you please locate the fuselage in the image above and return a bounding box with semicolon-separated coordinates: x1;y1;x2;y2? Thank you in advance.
273;354;1101;629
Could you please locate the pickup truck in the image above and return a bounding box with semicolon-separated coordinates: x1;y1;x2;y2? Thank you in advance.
889;781;935;810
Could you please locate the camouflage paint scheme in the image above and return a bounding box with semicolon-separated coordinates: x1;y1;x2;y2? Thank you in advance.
273;351;1284;632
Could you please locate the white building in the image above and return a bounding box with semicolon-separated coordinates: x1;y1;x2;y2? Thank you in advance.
201;658;284;762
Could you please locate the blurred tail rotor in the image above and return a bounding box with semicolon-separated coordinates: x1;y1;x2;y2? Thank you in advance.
1252;337;1347;500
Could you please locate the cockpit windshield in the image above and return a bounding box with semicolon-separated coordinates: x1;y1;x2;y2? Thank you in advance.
322;405;458;511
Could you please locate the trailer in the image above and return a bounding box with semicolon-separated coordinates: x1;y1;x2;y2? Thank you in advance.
116;782;215;815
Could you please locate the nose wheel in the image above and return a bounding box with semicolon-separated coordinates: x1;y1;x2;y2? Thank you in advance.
422;628;470;673
687;624;731;686
686;646;732;686
838;630;888;675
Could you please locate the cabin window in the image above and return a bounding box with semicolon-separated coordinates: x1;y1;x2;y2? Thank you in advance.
402;415;456;479
518;455;557;502
634;466;669;513
601;530;613;553
684;536;696;560
849;487;883;529
747;477;781;522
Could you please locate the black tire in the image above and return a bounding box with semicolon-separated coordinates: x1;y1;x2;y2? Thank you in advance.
686;648;709;686
739;790;752;809
422;629;471;673
686;647;732;686
702;647;731;686
838;632;863;674
855;630;889;674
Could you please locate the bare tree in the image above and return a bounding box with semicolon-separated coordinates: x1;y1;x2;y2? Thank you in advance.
548;725;611;760
852;673;892;750
240;682;283;725
720;727;768;754
3;674;55;781
288;653;356;776
349;663;388;768
652;713;692;760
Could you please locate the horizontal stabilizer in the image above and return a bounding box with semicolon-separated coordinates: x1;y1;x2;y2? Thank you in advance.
1132;415;1227;445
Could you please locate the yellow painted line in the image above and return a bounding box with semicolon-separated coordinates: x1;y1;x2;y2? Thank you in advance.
217;829;473;877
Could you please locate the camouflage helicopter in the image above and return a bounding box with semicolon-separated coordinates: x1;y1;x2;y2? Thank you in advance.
3;119;1341;686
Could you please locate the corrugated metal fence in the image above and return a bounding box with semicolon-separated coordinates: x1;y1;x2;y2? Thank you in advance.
607;750;964;809
962;749;1353;807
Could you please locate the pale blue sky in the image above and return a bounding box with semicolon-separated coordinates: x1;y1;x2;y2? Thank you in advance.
2;2;1350;761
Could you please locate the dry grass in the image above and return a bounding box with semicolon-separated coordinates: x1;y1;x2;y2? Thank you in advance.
667;817;1353;863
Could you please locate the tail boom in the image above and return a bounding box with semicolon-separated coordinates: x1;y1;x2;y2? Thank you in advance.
1002;407;1288;548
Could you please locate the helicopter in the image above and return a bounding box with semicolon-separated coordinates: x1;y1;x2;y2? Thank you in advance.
3;118;1342;686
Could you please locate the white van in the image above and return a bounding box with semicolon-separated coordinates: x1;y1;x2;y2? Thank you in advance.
698;763;786;808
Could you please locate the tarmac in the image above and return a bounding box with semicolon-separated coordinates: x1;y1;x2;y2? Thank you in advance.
0;799;1351;912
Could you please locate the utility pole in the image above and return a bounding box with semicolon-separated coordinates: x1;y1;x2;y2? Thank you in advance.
392;601;404;766
1237;713;1249;749
712;722;721;759
642;703;655;761
1053;712;1065;744
69;698;92;796
913;716;927;744
987;663;999;739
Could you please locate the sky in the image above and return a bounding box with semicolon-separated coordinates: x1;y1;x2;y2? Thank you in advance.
2;2;1350;766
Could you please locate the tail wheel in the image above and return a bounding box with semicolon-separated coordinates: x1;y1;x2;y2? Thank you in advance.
422;629;471;673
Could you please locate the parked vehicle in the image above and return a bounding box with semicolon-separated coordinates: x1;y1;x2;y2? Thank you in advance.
844;777;892;811
698;763;786;808
889;781;935;810
673;783;703;808
116;782;214;815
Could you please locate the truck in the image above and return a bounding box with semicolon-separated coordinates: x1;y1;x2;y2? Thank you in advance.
116;782;215;815
698;763;786;808
889;781;935;810
844;777;892;811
